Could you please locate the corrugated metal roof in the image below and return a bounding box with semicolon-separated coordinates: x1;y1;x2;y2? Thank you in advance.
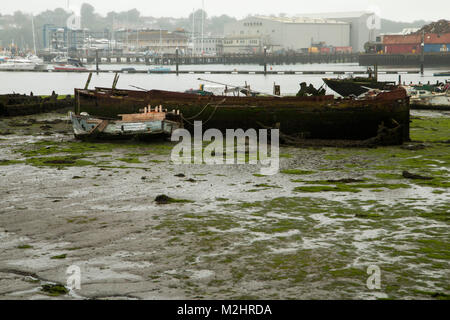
253;16;348;25
296;11;374;19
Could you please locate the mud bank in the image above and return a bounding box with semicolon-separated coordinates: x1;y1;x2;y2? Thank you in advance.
0;110;448;300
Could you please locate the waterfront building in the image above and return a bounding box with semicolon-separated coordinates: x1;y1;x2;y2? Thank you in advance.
128;29;188;55
298;11;381;52
224;16;350;54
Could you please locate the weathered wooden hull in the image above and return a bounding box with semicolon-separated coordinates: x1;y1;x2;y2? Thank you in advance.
74;87;411;143
323;78;395;97
410;93;450;110
69;112;182;141
0;94;74;117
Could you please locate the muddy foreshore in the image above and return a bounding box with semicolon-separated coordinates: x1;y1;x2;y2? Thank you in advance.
0;110;449;300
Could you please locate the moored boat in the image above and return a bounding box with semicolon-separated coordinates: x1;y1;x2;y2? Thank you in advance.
148;66;171;74
433;71;450;77
53;58;88;72
0;58;39;71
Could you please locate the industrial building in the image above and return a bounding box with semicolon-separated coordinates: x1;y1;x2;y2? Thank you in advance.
223;16;350;54
296;11;381;52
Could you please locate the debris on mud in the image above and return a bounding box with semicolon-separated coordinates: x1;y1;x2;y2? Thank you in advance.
402;171;434;180
155;195;193;205
326;178;365;184
400;143;427;151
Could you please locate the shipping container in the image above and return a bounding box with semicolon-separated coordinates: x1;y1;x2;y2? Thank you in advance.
383;33;450;47
424;43;450;52
334;46;352;53
385;44;421;54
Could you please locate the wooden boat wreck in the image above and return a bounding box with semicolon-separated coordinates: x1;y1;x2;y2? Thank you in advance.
73;86;411;145
323;77;397;97
69;106;183;141
409;90;450;111
0;93;74;117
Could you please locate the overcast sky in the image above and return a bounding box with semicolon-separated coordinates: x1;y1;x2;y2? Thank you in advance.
1;0;448;22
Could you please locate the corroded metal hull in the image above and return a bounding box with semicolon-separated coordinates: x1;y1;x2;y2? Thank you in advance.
74;87;411;143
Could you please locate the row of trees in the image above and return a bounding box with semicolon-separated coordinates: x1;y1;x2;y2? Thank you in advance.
0;3;238;50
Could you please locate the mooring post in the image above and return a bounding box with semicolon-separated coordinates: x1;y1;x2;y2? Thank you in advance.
374;63;378;82
420;30;425;76
176;47;179;76
84;72;93;90
95;50;99;75
264;46;267;76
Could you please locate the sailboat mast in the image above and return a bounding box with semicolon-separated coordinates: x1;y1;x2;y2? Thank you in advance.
201;0;204;55
31;15;37;55
192;9;195;57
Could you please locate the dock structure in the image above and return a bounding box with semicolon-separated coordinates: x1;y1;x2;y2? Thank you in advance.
0;69;421;75
39;52;360;66
359;53;450;67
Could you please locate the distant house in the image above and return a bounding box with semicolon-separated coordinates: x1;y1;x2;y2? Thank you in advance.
189;36;223;56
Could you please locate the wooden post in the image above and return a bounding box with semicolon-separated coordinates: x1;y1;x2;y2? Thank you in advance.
84;72;93;90
264;47;267;76
420;30;425;76
95;50;99;75
176;47;179;76
374;63;378;82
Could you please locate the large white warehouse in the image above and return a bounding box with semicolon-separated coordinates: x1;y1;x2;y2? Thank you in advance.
224;16;351;54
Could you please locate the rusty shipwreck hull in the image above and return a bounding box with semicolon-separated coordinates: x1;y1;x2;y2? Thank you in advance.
74;88;410;143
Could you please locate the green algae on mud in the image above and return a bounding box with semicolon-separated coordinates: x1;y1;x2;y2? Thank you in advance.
410;117;450;142
0;159;23;166
41;284;69;297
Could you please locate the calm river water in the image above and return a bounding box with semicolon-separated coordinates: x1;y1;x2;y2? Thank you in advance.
0;63;448;96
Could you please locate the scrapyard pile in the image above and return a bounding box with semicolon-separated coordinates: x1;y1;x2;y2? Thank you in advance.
416;20;450;34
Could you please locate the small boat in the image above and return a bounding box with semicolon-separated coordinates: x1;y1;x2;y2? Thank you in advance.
409;88;450;110
0;58;38;71
69;106;183;141
26;54;47;70
149;66;171;74
323;77;396;97
433;71;450;77
53;58;88;72
121;67;137;73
